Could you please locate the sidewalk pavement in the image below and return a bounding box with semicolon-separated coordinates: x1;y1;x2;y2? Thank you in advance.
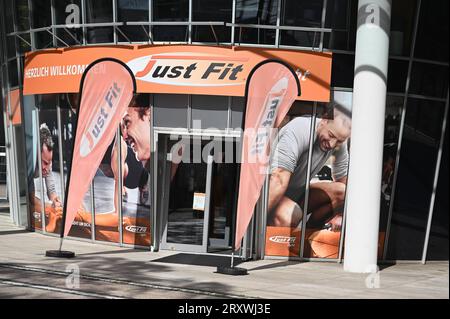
0;214;448;299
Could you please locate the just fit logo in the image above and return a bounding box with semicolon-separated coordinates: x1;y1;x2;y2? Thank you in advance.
127;53;248;87
79;82;122;158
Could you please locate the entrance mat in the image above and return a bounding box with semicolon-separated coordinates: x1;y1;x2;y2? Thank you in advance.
151;253;244;267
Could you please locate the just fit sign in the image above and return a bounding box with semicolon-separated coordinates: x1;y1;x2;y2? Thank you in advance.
23;45;332;102
127;53;247;87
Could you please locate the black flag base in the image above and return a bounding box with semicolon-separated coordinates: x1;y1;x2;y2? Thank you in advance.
45;250;75;258
216;266;248;276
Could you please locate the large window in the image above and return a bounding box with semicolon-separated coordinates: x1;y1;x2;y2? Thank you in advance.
192;0;232;43
117;0;149;42
324;0;357;51
414;0;449;62
55;0;83;47
235;0;278;45
85;0;114;44
153;0;189;42
31;0;53;49
281;0;323;47
387;99;446;260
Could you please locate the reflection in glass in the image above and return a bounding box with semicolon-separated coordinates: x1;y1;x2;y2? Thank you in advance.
387;99;445;260
427;129;449;260
379;96;404;255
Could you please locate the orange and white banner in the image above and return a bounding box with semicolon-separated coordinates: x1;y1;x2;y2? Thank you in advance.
24;45;332;102
234;60;300;251
62;59;135;237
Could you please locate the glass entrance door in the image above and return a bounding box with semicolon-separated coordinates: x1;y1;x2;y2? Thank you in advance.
159;135;240;254
160;137;213;252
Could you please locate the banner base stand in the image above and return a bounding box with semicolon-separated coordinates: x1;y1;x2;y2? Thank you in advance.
216;266;248;276
45;250;75;258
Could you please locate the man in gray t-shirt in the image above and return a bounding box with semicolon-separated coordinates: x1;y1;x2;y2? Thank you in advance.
267;109;351;230
31;124;61;209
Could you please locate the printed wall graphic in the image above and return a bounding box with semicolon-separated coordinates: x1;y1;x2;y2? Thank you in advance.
61;59;136;238
23;45;332;102
234;60;300;251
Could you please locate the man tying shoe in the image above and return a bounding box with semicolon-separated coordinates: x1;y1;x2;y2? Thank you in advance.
267;107;351;231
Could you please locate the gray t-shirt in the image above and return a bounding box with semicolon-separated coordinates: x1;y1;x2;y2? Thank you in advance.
270;117;349;203
34;166;57;200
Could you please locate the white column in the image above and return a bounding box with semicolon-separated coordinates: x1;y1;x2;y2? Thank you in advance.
343;0;391;273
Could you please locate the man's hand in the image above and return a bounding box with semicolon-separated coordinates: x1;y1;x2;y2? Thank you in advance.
324;213;343;232
52;197;62;208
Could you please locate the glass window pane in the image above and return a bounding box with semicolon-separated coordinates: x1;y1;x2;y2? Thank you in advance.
324;0;358;51
235;0;278;45
153;0;188;42
15;0;30;31
4;0;15;34
409;63;449;99
387;98;446;260
387;59;408;93
7;36;16;59
379;96;404;252
414;0;449;62
153;94;188;128
85;0;113;43
280;30;321;48
192;0;232;43
8;60;19;88
117;0;149;42
426;129;449;261
55;0;83;46
17;34;31;54
389;0;418;57
331;54;355;89
283;0;323;28
32;0;51;28
191;95;228;130
234;28;276;45
230;97;244;129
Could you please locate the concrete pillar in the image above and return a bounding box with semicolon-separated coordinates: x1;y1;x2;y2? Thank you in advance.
343;0;391;273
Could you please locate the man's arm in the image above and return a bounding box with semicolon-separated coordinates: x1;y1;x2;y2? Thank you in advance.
45;172;61;207
335;176;347;184
267;168;292;213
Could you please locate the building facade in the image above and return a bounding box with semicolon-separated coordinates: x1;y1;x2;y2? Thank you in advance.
0;0;448;263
